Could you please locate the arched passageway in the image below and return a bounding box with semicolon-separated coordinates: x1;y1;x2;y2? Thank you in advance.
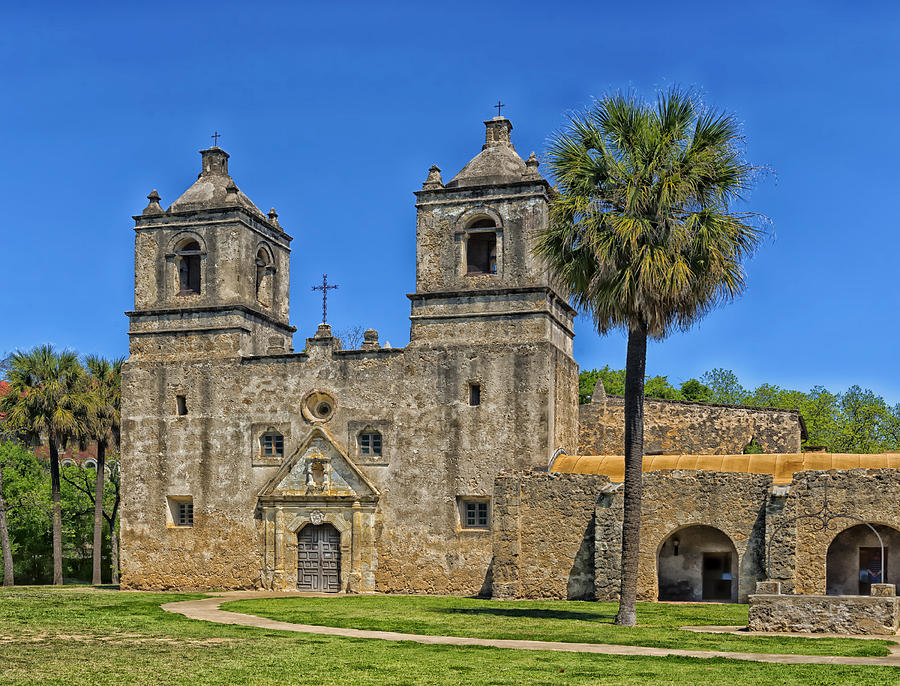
658;525;738;602
826;523;900;595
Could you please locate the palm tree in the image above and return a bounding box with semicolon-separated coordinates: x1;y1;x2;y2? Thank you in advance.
84;355;123;585
0;345;94;584
536;88;763;625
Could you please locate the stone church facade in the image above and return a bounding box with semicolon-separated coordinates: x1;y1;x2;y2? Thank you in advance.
121;117;578;594
120;117;900;600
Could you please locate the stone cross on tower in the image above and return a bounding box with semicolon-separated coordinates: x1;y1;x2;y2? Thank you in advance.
311;274;339;324
211;131;221;146
495;100;505;117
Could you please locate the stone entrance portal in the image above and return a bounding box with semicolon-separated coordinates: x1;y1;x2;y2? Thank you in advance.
257;427;379;593
298;524;341;592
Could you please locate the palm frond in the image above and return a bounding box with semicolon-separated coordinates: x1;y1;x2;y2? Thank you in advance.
536;87;765;338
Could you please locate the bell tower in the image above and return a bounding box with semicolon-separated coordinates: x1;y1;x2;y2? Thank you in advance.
410;117;574;353
127;146;295;360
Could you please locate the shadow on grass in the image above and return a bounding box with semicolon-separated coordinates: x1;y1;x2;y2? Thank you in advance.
440;607;615;622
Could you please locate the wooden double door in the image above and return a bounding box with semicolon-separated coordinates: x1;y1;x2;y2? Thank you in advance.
297;524;341;592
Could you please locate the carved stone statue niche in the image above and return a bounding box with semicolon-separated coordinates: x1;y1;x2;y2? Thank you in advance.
305;453;329;494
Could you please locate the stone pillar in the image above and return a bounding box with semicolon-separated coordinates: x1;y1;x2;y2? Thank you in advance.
274;506;285;589
490;476;522;598
871;583;896;597
350;503;363;593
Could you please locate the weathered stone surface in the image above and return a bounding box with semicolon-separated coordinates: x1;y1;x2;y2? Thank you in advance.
122;120;900;603
492;472;611;600
748;592;900;635
493;467;900;604
756;580;781;594
769;470;900;595
121;122;578;594
595;471;771;603
578;395;803;456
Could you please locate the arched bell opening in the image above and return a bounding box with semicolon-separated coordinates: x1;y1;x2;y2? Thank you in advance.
255;245;274;308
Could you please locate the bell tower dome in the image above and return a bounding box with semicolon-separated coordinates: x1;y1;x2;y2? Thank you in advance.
128;145;295;360
410;117;574;354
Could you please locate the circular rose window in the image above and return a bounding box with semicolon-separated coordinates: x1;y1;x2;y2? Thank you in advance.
302;390;336;423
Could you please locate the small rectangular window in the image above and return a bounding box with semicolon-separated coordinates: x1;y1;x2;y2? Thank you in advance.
176;395;188;416
469;384;481;406
167;496;194;528
262;433;284;457
461;500;490;529
359;432;383;456
177;501;194;526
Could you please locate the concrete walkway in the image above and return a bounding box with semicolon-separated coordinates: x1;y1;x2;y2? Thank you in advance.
161;592;900;667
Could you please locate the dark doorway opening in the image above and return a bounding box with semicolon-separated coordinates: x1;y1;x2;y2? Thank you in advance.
859;546;888;595
702;552;733;601
466;232;497;274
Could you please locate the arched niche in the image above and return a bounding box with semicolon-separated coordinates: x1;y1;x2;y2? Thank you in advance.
166;232;207;298
254;243;275;308
825;523;900;595
657;524;738;602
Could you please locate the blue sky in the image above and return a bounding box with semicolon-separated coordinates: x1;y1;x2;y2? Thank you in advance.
1;1;898;402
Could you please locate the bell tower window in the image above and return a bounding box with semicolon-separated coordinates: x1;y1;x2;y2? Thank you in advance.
176;240;202;295
465;219;497;275
255;246;275;308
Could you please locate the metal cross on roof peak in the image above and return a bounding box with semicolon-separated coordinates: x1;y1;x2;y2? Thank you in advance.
495;100;505;117
211;131;221;146
311;273;339;324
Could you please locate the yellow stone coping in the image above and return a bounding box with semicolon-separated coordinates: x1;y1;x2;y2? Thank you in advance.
550;453;900;485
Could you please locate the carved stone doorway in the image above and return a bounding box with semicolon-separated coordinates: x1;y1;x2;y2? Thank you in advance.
297;523;341;592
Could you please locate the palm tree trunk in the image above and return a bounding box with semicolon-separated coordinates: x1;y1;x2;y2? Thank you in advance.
0;468;14;586
91;442;105;585
614;324;647;626
48;440;63;585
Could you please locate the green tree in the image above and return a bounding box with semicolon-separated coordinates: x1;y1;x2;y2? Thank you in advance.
61;457;121;584
0;345;95;584
680;378;712;402
832;385;891;453
0;441;48;585
643;375;682;400
579;367;683;403
700;368;748;405
83;355;123;585
538;88;763;625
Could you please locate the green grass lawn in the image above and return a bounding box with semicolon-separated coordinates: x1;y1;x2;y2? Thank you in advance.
0;588;896;686
224;594;895;658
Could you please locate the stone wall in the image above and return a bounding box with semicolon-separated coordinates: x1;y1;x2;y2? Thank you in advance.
578;394;803;456
749;588;900;635
492;470;770;603
594;471;771;602
122;330;578;594
492;472;611;600
122;123;579;595
493;467;900;604
768;470;900;595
